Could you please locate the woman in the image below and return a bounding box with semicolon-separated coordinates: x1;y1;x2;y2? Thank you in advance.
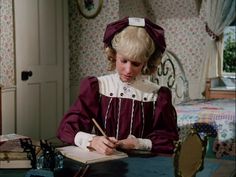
57;17;179;155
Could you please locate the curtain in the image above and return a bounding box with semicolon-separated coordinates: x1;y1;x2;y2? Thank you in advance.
200;0;236;97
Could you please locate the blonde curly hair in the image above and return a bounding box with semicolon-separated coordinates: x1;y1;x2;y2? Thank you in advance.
104;26;163;75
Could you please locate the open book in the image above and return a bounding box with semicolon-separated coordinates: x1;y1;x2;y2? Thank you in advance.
57;145;128;164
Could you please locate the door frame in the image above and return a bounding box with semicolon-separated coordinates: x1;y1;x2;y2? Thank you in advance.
62;0;70;113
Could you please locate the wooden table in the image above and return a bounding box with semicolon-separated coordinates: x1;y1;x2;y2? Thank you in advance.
0;156;235;177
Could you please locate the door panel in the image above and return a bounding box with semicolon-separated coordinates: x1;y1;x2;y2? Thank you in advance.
39;0;57;65
15;0;64;140
17;83;40;138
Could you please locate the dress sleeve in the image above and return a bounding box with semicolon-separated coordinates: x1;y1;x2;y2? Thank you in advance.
147;86;179;154
57;76;100;145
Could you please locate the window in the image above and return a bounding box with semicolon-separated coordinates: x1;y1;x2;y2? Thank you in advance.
223;25;236;75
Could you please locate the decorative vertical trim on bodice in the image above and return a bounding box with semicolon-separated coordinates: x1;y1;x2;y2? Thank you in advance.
141;102;145;138
98;73;159;139
104;97;113;133
153;101;156;118
129;99;135;135
116;98;122;139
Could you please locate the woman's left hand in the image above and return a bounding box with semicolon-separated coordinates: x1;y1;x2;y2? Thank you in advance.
116;135;139;150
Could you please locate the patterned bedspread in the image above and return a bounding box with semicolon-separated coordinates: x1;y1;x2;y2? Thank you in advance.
175;99;235;159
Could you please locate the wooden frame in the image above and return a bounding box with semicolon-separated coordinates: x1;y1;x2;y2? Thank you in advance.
205;77;236;99
174;128;207;177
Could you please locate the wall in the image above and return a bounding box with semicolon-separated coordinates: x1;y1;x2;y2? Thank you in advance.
0;0;208;133
69;0;119;101
153;0;207;98
0;0;16;134
0;0;15;87
69;0;207;101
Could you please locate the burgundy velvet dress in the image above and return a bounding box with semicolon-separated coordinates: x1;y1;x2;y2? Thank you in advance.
57;73;179;154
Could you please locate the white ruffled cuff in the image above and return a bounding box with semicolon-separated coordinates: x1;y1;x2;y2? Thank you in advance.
74;131;95;151
129;135;152;151
136;138;152;151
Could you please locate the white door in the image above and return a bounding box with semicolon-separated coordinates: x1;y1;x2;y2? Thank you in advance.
14;0;68;140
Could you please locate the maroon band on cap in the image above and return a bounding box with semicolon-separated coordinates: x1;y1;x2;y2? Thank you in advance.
103;17;166;54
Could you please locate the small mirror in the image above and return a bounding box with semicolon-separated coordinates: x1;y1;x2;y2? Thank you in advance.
174;128;207;177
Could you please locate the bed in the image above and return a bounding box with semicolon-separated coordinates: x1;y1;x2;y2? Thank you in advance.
151;50;236;159
175;98;235;159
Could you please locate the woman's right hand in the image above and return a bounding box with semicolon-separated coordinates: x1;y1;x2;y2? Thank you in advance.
89;136;118;155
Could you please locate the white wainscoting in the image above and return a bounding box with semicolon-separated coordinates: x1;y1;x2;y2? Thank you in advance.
1;86;16;134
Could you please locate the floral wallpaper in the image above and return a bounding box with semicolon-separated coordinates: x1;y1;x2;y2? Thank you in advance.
0;0;207;98
151;0;207;98
69;0;119;84
69;0;207;98
0;0;15;87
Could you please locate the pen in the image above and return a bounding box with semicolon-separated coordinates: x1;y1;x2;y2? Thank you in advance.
91;118;108;138
91;118;118;152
